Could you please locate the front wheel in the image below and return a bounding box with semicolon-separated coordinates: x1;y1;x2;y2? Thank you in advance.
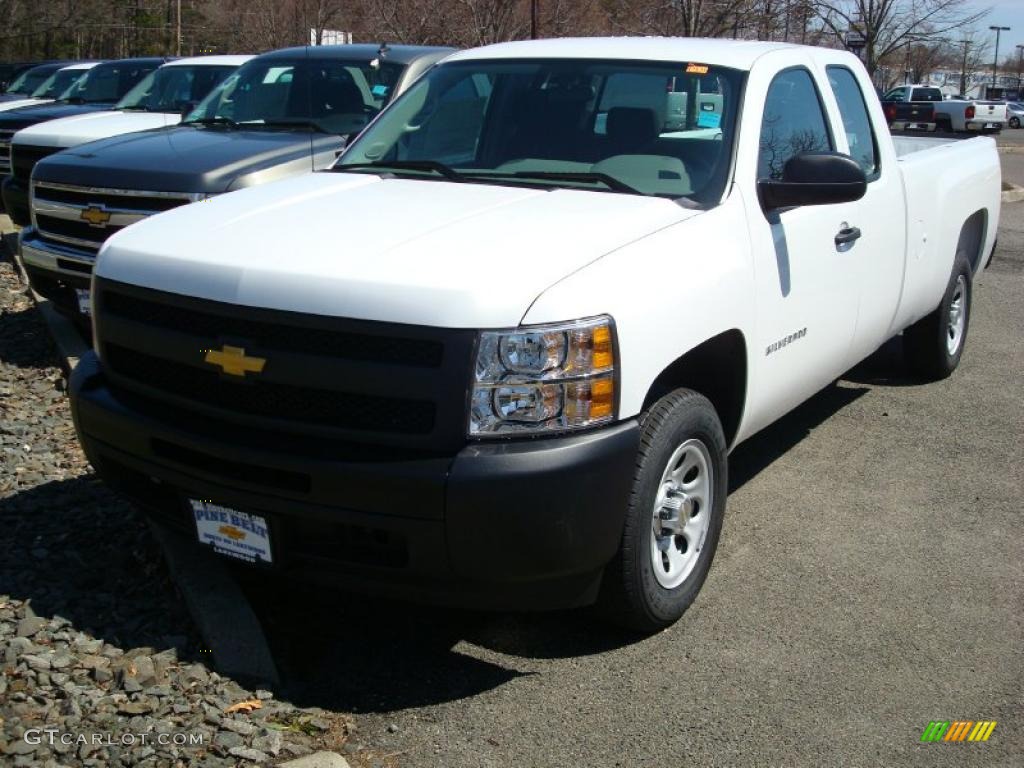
598;389;727;633
903;253;972;380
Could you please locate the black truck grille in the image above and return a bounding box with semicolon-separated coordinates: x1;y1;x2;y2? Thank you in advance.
0;130;13;172
31;182;194;255
11;144;60;182
94;279;476;451
35;214;126;247
104;343;436;435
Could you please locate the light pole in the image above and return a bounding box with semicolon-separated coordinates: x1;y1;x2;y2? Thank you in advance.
990;25;1010;95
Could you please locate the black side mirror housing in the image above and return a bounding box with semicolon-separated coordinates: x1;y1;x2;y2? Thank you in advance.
179;101;198;119
758;152;867;210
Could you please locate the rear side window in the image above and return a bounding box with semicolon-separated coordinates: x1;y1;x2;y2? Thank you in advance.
826;66;878;179
910;88;942;102
883;87;907;101
757;68;833;181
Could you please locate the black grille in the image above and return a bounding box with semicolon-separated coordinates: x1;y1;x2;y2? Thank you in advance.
11;144;60;181
103;291;445;368
33;184;190;213
36;214;123;248
104;343;436;435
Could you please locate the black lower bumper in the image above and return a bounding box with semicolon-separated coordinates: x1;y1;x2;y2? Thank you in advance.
70;352;640;610
2;176;29;226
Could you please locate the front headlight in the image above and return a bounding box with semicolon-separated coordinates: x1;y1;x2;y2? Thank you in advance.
469;315;617;436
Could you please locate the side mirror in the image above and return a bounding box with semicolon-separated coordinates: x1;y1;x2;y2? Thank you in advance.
179;101;198;119
758;152;867;210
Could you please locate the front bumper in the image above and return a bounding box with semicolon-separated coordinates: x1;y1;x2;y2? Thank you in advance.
19;228;94;323
2;175;29;226
70;351;640;610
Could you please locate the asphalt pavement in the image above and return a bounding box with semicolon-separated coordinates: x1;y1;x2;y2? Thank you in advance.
255;153;1023;767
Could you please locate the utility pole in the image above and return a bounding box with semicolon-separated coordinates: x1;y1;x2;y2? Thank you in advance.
176;0;182;56
1017;44;1024;96
990;25;1010;95
530;0;538;40
959;40;970;97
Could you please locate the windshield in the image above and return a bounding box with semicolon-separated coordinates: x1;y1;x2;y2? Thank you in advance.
58;61;159;104
6;66;53;95
117;64;237;112
337;58;743;204
30;67;90;99
185;57;406;135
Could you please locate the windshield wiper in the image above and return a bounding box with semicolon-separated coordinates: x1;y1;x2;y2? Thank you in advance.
241;119;330;134
472;170;643;195
333;160;466;181
185;116;238;128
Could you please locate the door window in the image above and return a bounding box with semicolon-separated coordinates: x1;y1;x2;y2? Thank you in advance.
826;66;879;179
757;68;833;181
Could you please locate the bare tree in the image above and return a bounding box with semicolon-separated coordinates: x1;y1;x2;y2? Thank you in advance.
810;0;988;77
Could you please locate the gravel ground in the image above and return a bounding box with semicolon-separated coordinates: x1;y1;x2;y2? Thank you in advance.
0;252;357;766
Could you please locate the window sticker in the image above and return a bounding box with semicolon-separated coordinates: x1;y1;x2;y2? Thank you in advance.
686;63;709;75
697;111;722;128
371;83;390;97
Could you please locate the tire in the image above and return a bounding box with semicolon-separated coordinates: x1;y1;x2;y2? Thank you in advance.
903;253;972;381
936;116;953;134
598;389;727;633
1010;116;1021;129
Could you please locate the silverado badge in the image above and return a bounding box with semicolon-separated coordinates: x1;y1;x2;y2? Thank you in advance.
79;205;112;227
203;345;266;377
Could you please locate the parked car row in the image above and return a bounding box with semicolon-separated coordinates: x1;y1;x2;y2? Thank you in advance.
4;38;1003;630
1;46;451;328
880;84;1010;133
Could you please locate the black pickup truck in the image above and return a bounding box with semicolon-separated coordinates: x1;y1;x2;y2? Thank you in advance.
880;84;941;131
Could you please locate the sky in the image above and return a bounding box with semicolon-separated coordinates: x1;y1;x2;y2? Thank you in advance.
966;0;1024;63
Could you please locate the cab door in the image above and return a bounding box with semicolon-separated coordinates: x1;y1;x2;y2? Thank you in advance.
742;65;862;436
822;64;907;365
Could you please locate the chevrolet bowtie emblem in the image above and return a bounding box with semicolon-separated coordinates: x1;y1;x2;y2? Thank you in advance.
80;205;111;227
218;524;246;541
204;345;266;377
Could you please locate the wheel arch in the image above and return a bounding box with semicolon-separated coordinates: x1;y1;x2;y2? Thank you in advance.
958;209;987;274
642;329;747;449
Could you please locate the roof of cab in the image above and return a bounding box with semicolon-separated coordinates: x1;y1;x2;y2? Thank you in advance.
446;37;803;70
162;55;254;67
256;44;455;64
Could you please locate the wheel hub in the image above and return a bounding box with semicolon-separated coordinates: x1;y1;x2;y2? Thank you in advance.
650;439;713;589
947;275;967;355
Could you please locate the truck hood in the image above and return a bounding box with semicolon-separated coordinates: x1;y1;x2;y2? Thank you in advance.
33;126;342;194
0;102;113;131
0;98;49;113
13;109;180;148
97;172;697;328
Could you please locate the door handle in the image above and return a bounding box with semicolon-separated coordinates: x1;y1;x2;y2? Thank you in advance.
835;225;862;247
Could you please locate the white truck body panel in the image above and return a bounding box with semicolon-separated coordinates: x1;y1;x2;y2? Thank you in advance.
94;38;1001;449
934;99;1008;132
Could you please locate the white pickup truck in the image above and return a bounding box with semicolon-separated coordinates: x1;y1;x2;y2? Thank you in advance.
70;38;1001;631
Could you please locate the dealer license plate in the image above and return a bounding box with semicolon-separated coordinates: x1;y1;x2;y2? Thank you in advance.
190;499;272;564
75;288;91;316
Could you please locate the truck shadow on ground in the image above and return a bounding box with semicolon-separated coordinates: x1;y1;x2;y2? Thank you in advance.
259;374;889;713
0;475;203;658
0;305;60;369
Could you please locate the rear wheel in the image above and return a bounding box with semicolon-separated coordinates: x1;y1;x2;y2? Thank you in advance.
936;116;953;133
903;253;972;380
1010;116;1021;129
598;389;727;633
